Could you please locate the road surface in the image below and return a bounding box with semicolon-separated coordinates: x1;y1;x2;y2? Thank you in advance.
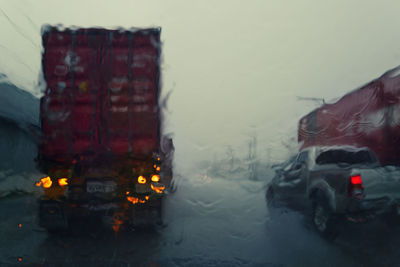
1;167;400;266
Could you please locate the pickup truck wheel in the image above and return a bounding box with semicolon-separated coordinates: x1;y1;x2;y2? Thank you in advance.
312;201;339;241
383;208;400;227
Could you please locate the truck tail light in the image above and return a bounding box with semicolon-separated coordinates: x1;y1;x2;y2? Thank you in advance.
151;174;160;182
58;178;68;186
138;176;146;184
349;174;364;199
36;176;52;188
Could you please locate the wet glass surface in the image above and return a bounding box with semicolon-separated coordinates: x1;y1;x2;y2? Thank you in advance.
1;1;400;266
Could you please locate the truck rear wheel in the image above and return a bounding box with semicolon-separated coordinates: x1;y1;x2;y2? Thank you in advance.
39;200;69;234
150;197;163;226
130;197;163;227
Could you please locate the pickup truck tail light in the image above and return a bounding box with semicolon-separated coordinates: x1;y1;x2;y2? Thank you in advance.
349;174;364;199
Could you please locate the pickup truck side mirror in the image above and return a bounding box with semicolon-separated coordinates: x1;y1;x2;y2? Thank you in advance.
284;164;303;180
293;163;303;170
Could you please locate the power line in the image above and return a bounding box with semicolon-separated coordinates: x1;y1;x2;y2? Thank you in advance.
0;44;37;74
0;6;40;49
296;96;325;105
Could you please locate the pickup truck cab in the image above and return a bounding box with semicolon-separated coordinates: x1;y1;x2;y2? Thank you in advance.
266;146;400;239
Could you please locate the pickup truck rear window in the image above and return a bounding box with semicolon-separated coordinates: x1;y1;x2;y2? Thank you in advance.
316;150;375;165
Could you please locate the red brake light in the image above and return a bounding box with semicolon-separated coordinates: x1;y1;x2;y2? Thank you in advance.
351;175;362;185
349;174;364;199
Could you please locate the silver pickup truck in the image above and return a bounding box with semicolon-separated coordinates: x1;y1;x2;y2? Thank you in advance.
266;146;400;239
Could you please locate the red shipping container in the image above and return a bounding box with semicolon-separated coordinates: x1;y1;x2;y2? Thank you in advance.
39;26;161;163
298;67;400;165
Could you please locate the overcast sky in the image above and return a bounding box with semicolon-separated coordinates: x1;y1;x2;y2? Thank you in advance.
1;0;400;166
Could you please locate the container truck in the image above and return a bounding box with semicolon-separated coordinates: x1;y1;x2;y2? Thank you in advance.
35;25;173;232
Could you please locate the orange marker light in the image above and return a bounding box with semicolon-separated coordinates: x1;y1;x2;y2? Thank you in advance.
127;196;139;204
151;183;165;194
58;178;68;186
151;174;160;182
156;167;160;171
138;176;146;184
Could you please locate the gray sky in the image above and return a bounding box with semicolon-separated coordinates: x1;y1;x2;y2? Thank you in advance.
1;0;400;166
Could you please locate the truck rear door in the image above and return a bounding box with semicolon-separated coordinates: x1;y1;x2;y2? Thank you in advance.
40;27;161;161
102;30;161;156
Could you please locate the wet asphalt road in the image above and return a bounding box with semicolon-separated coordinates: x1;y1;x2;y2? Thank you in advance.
1;169;400;267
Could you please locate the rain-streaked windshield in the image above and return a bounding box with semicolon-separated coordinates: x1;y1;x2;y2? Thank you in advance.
1;1;400;266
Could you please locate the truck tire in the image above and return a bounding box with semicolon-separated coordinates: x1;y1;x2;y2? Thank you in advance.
39;200;69;234
131;198;163;227
311;199;339;241
151;197;163;226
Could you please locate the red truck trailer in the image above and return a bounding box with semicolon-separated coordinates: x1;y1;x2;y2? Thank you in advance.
298;66;400;166
35;25;173;232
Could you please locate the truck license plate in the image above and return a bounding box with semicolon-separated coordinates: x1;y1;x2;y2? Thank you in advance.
135;184;148;194
87;181;116;193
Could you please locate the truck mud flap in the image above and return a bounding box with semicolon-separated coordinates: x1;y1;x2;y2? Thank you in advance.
39;200;68;231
